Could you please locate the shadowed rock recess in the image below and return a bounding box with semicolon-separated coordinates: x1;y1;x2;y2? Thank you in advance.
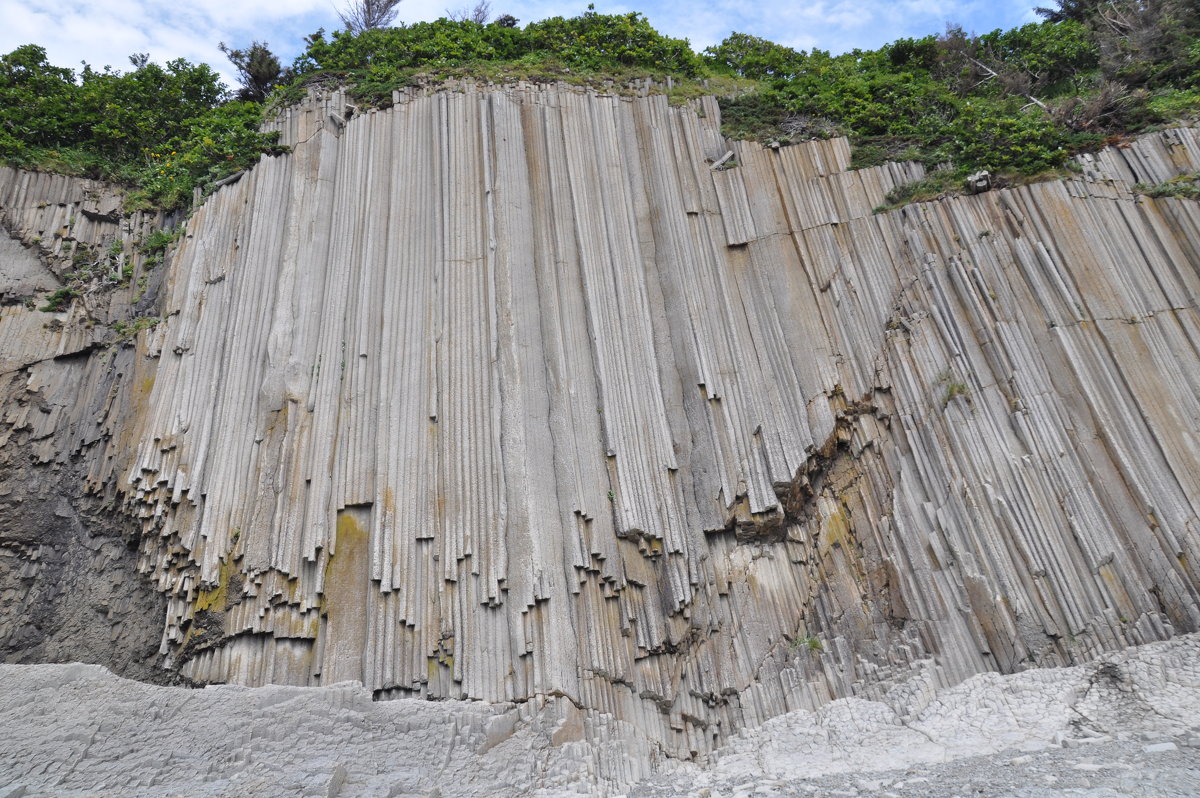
2;83;1200;769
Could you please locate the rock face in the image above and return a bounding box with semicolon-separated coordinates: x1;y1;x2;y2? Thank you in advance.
0;172;179;684
2;84;1200;764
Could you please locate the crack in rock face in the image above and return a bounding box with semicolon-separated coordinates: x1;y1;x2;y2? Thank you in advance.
1;97;1199;785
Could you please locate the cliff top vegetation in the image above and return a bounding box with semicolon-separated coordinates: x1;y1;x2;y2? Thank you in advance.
1;0;1197;212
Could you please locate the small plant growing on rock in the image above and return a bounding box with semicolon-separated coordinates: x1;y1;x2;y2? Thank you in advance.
943;380;969;406
38;286;77;312
140;229;177;255
788;634;824;654
874;172;957;212
1134;173;1200;199
936;368;970;408
111;315;160;342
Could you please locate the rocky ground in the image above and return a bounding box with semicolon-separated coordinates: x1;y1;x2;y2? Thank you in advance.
1;635;1198;797
635;736;1200;798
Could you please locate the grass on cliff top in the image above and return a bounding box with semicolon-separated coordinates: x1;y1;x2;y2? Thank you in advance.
871;162;1089;213
275;56;756;110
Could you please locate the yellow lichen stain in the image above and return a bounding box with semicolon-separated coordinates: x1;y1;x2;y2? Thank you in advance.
819;507;852;558
284;577;298;603
320;509;372;683
427;645;455;683
437;635;455;663
324;512;369;595
262;402;289;436
194;555;237;613
1097;562;1118;592
1097;562;1135;621
124;373;157;426
743;570;760;595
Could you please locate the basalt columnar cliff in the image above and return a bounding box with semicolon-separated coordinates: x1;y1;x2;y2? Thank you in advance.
2;83;1200;769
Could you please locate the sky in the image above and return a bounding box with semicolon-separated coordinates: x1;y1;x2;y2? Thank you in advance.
2;0;1045;89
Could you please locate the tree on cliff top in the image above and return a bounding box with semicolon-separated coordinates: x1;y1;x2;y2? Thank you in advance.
339;0;404;34
219;41;283;103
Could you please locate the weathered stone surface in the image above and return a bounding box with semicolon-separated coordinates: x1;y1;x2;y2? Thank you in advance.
0;456;174;683
0;171;177;683
1;83;1199;774
0;232;55;302
1;633;1197;796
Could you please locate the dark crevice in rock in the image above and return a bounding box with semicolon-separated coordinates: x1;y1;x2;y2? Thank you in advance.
0;462;184;685
718;388;888;545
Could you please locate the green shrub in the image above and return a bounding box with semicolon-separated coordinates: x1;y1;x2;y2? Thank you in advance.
38;287;77;312
788;635;824;653
524;11;701;74
1135;173;1200;199
975;20;1099;92
710;13;1194;180
717;90;791;140
4;5;1200;218
139;229;177;256
125;102;281;210
0;46;279;210
946;104;1070;172
849;136;927;169
1146;88;1200;119
704;32;805;79
291;9;704;93
0;45;79;158
874;173;958;211
112;315;161;341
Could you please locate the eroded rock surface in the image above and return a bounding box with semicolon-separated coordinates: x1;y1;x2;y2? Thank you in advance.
1;85;1199;775
0;171;175;682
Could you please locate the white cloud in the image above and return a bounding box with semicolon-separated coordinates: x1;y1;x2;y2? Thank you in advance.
0;0;338;87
